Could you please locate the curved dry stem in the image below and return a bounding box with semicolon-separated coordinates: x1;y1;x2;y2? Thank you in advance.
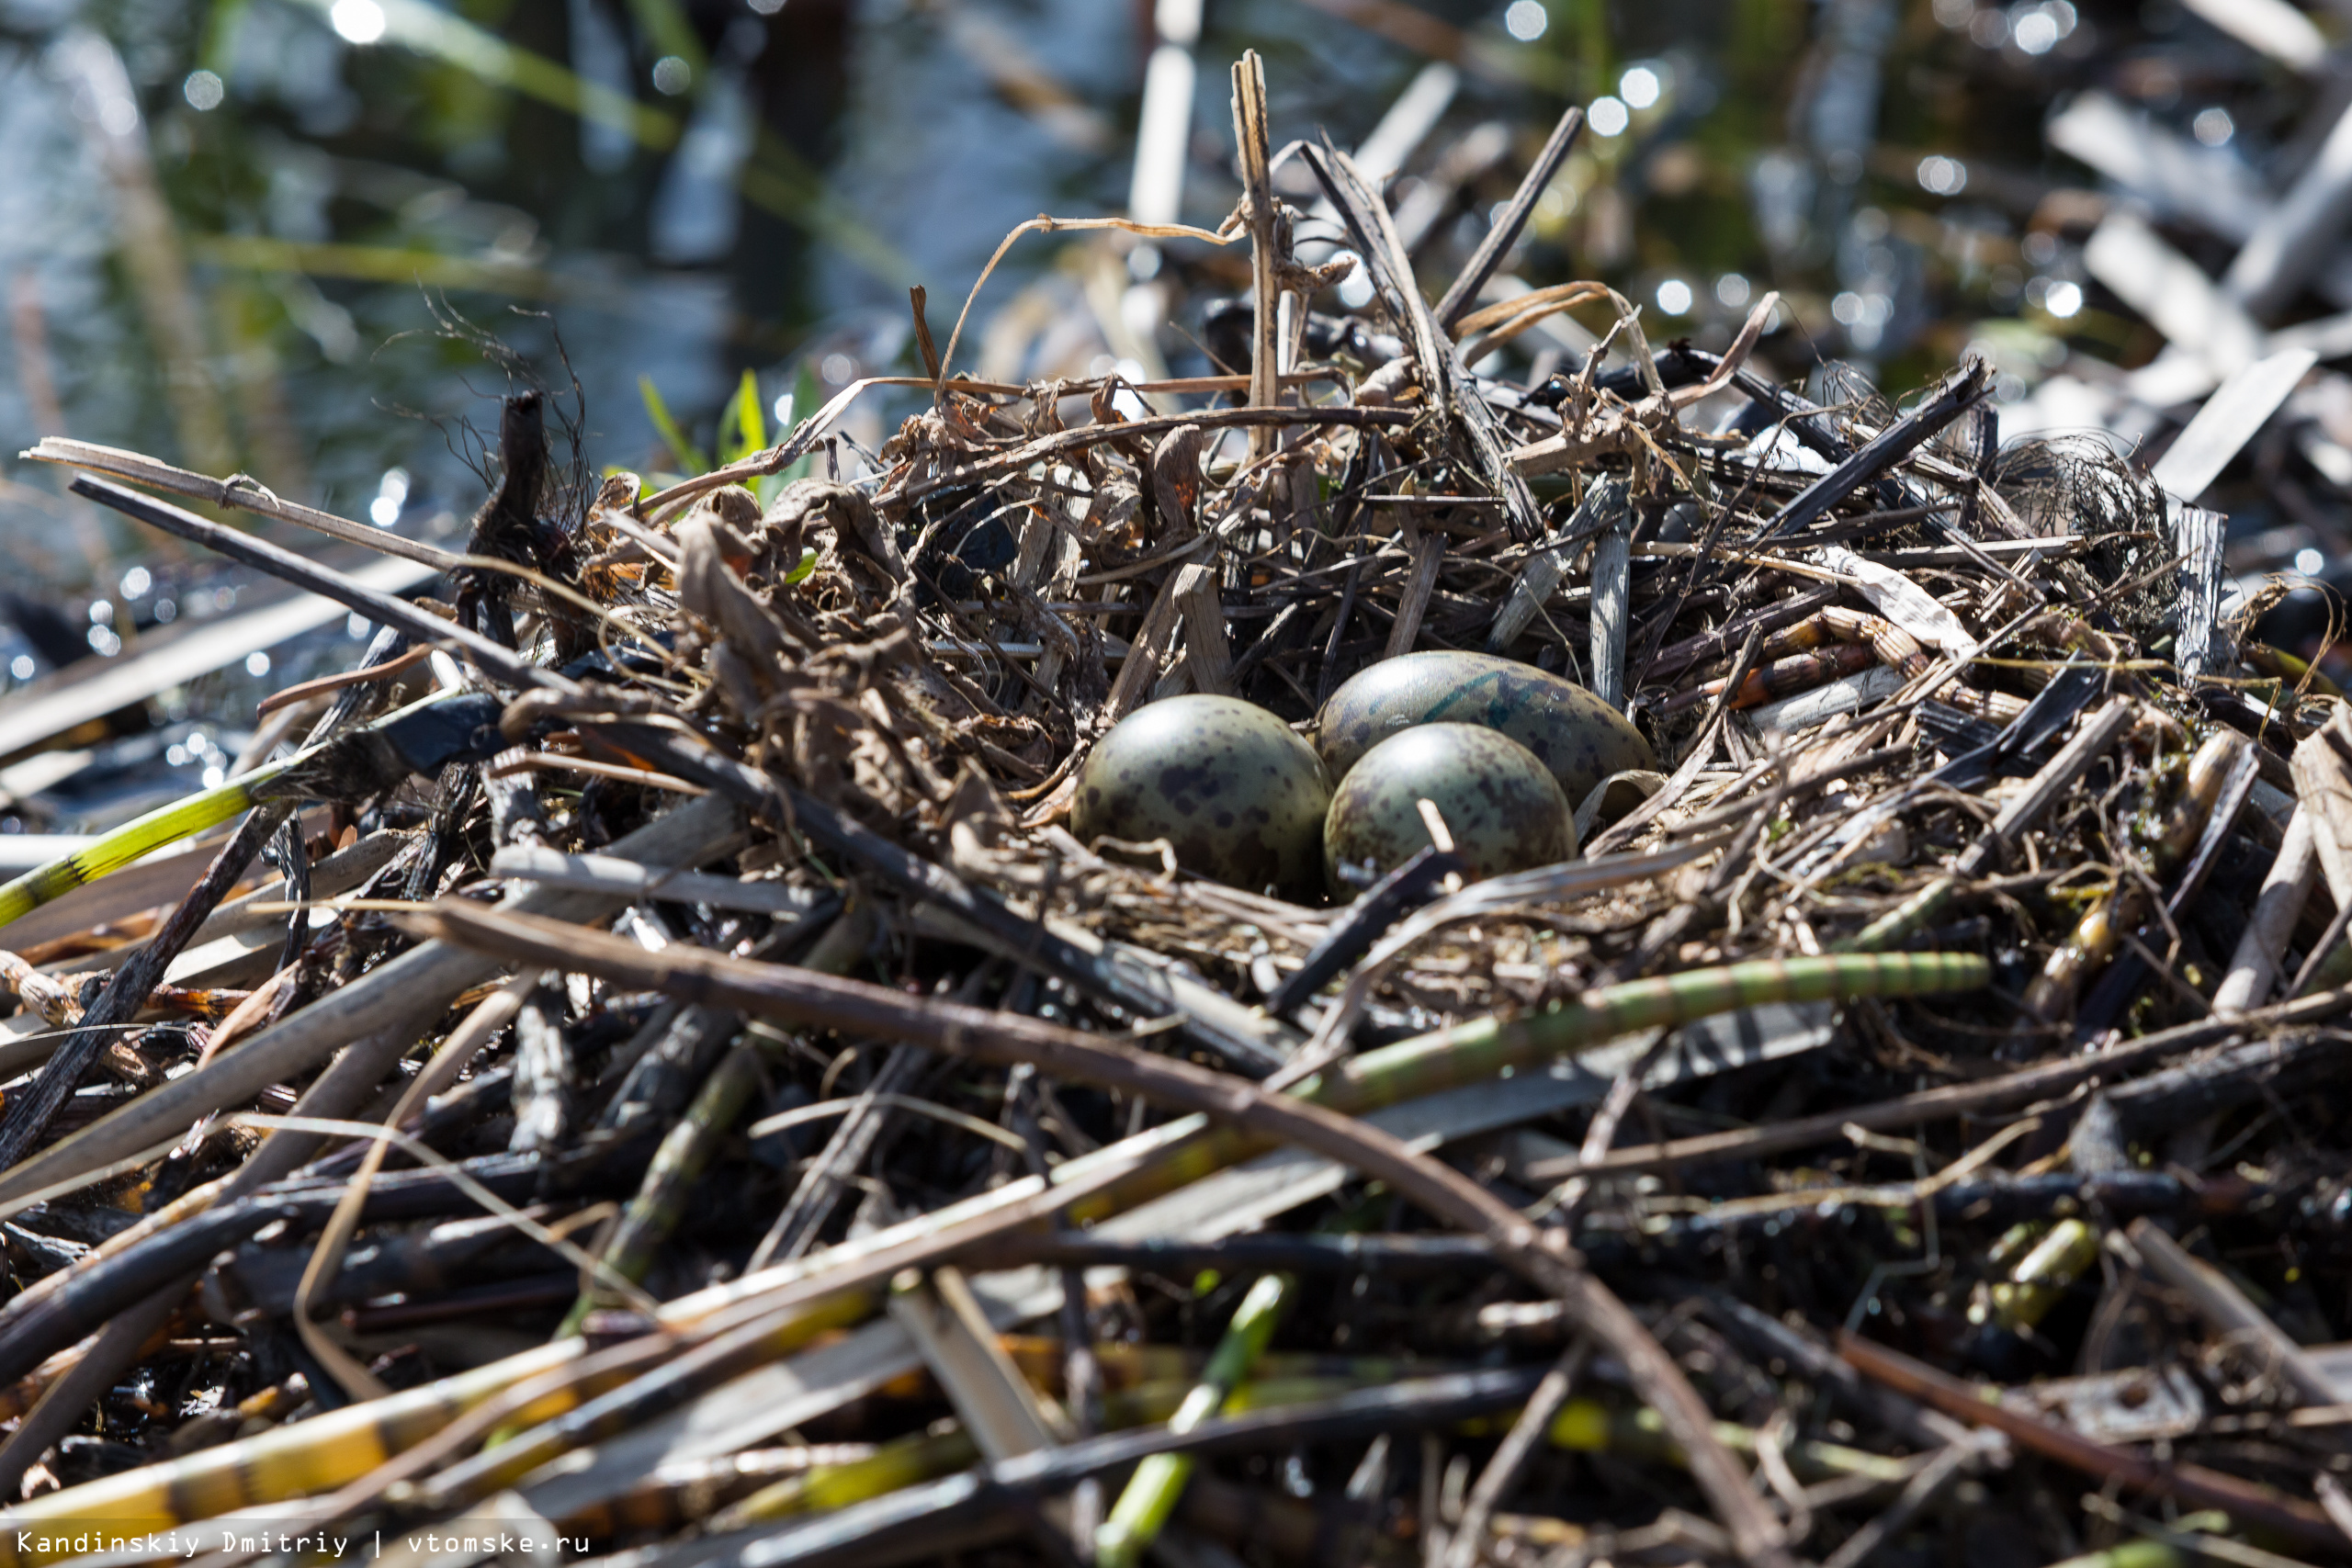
936;213;1244;399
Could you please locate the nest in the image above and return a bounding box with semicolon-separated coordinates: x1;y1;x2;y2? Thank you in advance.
0;51;2346;1568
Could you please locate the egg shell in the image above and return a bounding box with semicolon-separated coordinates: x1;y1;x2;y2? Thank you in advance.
1073;694;1331;898
1314;650;1656;808
1324;724;1576;891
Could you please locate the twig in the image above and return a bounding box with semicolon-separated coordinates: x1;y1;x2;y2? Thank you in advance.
1840;1332;2341;1549
1433;103;1586;331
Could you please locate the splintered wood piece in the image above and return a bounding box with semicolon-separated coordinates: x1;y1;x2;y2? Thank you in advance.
888;1265;1066;1464
2291;706;2352;911
1383;525;1444;660
1588;504;1631;712
2170;501;2226;681
1487;479;1616;654
1171;562;1233;696
1100;570;1189;724
1229;51;1279;454
2212;805;2317;1012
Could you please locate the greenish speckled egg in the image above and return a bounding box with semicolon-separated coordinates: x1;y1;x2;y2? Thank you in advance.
1314;650;1655;813
1324;724;1575;891
1074;694;1332;898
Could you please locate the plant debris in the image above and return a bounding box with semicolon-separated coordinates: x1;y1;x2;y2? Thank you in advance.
3;40;2352;1568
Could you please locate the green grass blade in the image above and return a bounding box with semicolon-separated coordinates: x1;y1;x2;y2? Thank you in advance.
639;375;710;477
723;368;767;465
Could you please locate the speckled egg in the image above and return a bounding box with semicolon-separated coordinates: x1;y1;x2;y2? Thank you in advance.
1315;650;1655;810
1074;695;1332;898
1324;724;1575;891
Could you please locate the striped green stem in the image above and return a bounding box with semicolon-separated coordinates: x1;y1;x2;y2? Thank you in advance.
0;689;461;934
0;763;291;931
1303;951;1987;1118
1096;1273;1294;1568
1064;950;1987;1226
0;951;1983;1551
559;1024;788;1336
1839;875;1958;955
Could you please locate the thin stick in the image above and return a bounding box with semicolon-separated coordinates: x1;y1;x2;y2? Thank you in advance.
68;475;569;695
1433;103;1586;331
254;643;435;716
1439;1341;1588;1568
21;436;463;571
1841;1331;2340;1548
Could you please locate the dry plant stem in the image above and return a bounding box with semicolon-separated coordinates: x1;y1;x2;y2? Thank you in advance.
1520;983;2352;1183
292;974;538;1403
70;475;572;697
1755;360;1992;542
1433;102;1585;331
1440;1342;1588;1568
2122;1218;2342;1407
1839;1332;2340;1548
2214;805;2318;1012
1231;51;1280;453
20;436;462;572
0;799;293;1172
930;214;1241;404
254;643;434;717
408;899;1812;1568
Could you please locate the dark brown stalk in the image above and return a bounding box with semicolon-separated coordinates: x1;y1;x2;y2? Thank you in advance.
405;899;1801;1568
1840;1332;2341;1549
0;799;293;1173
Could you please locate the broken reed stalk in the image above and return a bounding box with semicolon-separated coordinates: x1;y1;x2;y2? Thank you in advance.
1839;1333;2341;1548
0;683;481;937
1095;1271;1292;1568
405;902;1984;1567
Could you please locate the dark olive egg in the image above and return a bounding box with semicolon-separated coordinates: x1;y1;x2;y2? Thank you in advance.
1324;724;1575;891
1314;650;1656;809
1073;695;1331;898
